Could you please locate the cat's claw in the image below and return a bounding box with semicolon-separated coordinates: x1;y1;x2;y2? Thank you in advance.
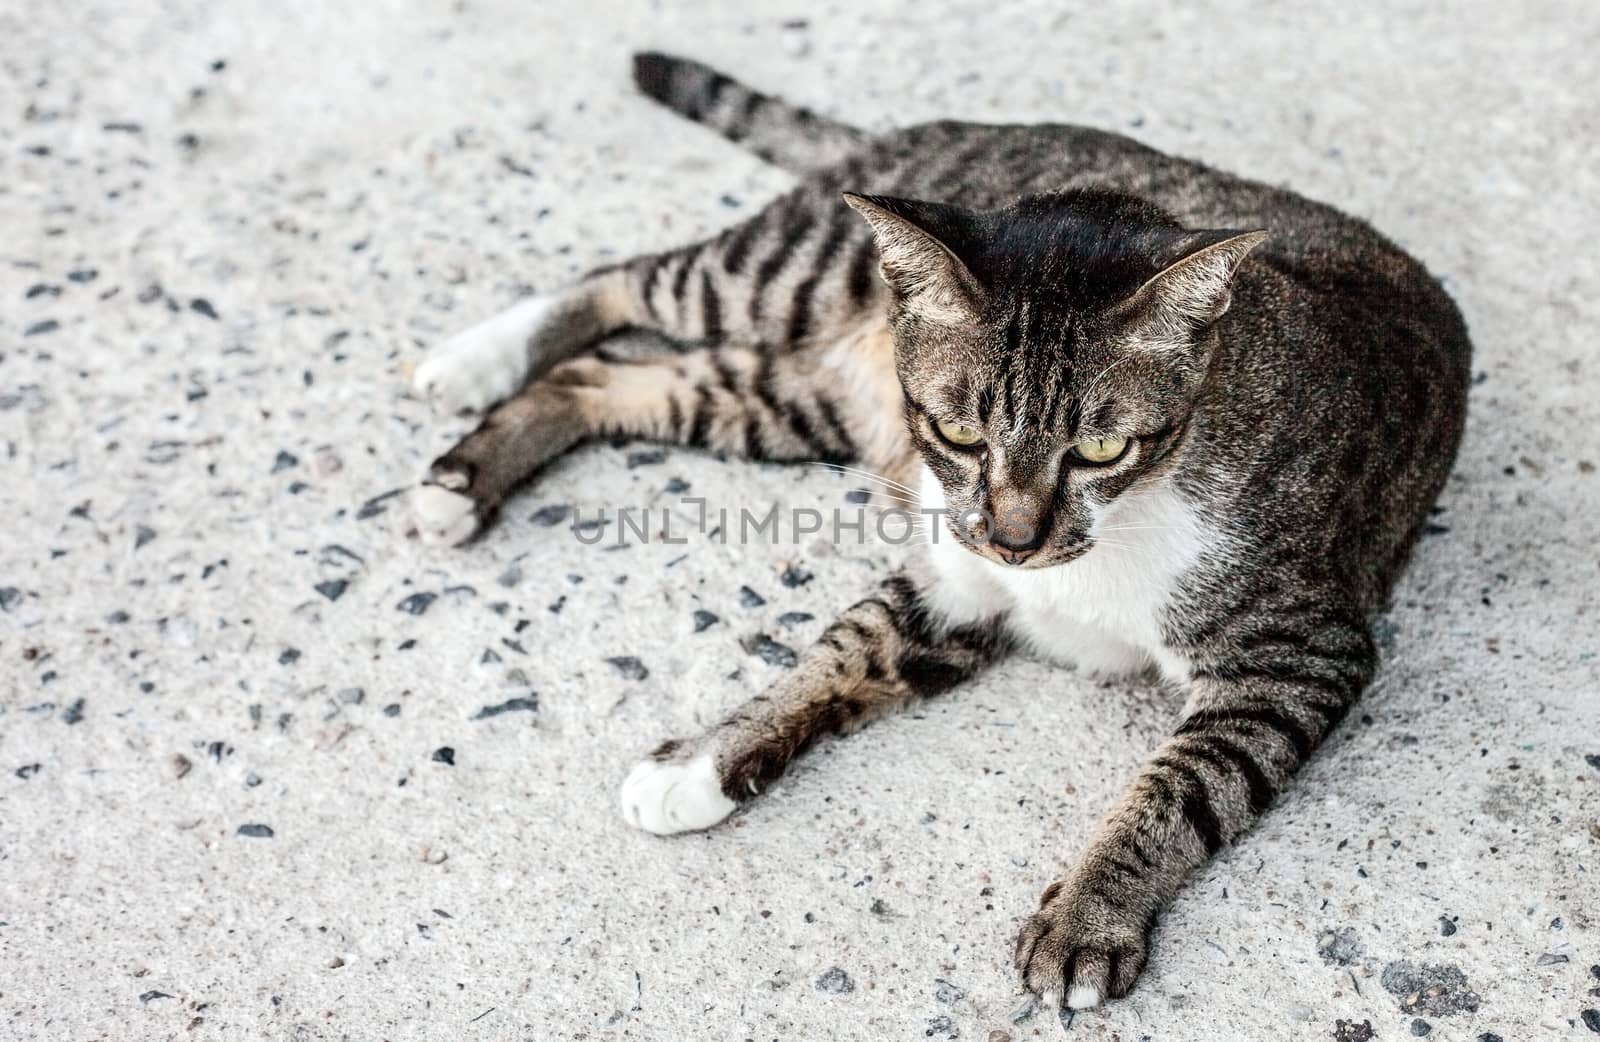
619;754;736;835
411;484;480;546
1015;877;1149;1009
1065;984;1102;1010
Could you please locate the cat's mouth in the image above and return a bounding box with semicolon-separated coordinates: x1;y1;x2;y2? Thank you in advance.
976;540;1094;570
948;519;1094;569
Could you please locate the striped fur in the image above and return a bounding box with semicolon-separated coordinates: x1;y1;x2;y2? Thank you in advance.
408;53;1472;1009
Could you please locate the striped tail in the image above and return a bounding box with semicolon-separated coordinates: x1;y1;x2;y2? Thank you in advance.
631;52;865;173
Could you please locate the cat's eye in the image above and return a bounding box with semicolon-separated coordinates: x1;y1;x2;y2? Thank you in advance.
1069;435;1130;465
934;418;984;448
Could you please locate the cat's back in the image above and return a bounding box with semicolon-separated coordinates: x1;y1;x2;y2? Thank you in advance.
856;117;1469;378
858;120;1429;276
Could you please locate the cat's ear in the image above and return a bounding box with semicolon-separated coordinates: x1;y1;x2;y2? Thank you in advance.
1118;229;1268;335
842;193;983;323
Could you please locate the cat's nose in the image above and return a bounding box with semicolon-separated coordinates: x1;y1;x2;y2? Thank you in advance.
989;528;1043;565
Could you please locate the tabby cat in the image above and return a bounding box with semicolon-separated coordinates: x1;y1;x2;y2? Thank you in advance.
407;53;1471;1009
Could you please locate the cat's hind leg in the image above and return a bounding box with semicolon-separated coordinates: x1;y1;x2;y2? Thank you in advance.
411;267;648;415
412;341;884;545
411;183;882;416
619;569;1009;834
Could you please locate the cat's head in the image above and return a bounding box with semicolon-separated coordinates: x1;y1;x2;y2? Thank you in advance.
845;188;1264;568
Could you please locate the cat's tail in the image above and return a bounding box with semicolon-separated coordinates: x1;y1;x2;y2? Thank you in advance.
632;52;864;172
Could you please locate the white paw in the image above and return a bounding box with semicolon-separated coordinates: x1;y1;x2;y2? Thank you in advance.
412;484;479;546
1065;984;1102;1010
619;754;737;835
412;296;556;413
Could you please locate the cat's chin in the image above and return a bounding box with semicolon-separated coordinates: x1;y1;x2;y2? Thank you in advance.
948;540;1094;571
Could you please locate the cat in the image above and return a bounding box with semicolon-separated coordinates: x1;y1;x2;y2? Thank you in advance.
407;52;1471;1010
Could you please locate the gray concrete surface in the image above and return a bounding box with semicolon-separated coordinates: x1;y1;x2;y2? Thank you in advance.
2;2;1598;1039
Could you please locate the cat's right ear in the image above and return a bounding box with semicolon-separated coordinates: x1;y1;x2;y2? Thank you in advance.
842;193;983;323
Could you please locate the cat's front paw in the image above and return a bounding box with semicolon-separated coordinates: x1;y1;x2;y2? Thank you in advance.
1014;876;1152;1010
619;747;736;835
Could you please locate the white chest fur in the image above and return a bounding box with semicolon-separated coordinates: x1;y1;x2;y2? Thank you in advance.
918;468;1219;683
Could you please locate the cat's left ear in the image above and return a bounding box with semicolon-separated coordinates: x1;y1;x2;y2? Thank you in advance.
1118;229;1268;334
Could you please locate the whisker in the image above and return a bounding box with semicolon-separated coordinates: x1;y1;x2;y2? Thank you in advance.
809;461;920;497
1092;538;1159;560
1095;524;1182;533
1077;353;1139;411
864;493;922;512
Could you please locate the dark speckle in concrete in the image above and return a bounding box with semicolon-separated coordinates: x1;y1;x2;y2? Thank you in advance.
397;592;437;615
626;449;666;467
815;967;853;994
355;488;405;520
1333;1020;1375;1042
742;634;798;669
1317;927;1361;966
530;504;573;527
431;746;455;765
606;656;649;680
472;696;538;720
237;824;274;838
1380;960;1480;1016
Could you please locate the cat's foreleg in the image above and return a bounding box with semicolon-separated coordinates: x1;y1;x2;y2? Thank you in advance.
619;569;1009;834
1014;620;1374;1009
